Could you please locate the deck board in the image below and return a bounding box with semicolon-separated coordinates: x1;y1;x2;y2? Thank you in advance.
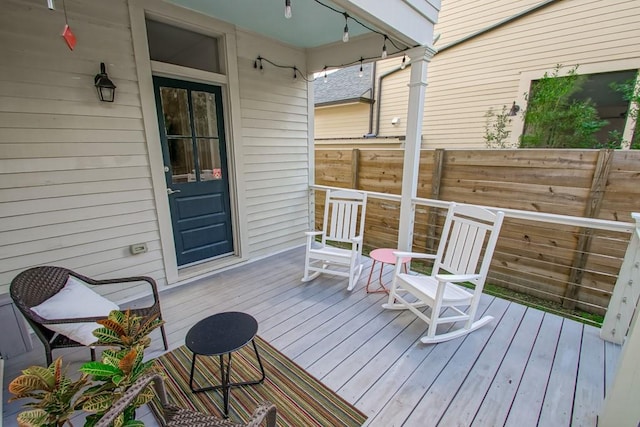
471;308;545;426
438;302;527;426
572;325;605;427
538;318;583;426
503;314;563;427
361;295;501;426
401;298;512;427
2;247;622;427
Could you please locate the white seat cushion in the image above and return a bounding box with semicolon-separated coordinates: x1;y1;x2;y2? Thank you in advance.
398;274;473;304
31;276;119;345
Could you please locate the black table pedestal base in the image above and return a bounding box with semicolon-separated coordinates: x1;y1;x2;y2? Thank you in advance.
188;338;266;416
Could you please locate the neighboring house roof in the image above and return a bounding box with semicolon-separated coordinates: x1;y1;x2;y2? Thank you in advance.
314;63;374;107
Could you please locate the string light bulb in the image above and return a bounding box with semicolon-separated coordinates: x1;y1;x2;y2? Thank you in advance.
381;36;388;59
342;13;350;43
358;59;363;78
323;67;328;83
284;0;292;19
293;67;297;79
400;54;407;70
254;57;264;71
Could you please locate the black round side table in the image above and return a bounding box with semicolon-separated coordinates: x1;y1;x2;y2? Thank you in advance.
185;311;266;416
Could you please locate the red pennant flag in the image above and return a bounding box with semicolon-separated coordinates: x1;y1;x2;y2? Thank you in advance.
62;24;76;50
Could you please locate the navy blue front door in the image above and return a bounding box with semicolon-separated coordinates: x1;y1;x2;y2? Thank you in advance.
153;77;233;266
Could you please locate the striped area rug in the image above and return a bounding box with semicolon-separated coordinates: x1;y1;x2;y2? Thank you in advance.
149;336;367;426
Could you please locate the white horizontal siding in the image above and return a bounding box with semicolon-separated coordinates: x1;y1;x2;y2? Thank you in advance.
0;166;151;189
435;0;542;47
235;31;310;259
315;103;370;138
378;71;411;137
422;0;640;149
0;113;143;130
0;0;163;298
361;0;640;149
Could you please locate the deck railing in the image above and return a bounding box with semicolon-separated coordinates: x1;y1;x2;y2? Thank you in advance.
600;213;640;344
310;184;637;343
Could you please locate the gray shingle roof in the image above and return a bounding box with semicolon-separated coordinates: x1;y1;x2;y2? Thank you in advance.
314;62;373;106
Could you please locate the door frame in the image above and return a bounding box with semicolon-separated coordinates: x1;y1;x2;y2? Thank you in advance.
129;0;249;285
153;77;234;266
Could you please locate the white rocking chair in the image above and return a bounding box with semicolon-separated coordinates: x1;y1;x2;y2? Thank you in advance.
383;203;504;343
302;189;367;291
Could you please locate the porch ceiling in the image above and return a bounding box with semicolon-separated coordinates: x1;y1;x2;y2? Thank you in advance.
167;0;439;72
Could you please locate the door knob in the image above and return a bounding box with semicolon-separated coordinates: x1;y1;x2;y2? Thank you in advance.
167;188;181;195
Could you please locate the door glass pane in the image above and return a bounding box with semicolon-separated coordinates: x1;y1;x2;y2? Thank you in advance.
197;138;222;180
160;88;191;136
193;91;219;137
168;138;195;183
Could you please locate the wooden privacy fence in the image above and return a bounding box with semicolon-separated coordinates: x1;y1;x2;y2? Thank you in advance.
314;148;640;316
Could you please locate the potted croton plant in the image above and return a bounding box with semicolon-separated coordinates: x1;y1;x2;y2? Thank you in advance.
9;310;165;427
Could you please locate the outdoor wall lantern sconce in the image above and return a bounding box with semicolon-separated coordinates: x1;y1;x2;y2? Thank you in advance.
94;62;116;102
508;101;521;116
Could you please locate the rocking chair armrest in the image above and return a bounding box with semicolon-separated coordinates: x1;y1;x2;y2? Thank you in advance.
393;251;436;260
305;231;323;237
434;273;481;283
351;235;363;244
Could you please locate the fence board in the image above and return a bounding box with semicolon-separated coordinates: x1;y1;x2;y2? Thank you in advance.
314;148;640;315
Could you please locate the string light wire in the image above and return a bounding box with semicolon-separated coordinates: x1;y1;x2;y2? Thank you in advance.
254;56;313;82
259;1;416;81
312;0;406;51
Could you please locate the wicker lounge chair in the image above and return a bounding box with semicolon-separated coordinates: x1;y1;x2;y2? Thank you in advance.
10;266;169;365
95;372;277;427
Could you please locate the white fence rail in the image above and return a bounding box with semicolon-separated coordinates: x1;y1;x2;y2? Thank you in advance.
311;185;638;343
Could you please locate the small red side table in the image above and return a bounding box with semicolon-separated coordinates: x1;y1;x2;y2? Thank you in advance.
366;248;411;293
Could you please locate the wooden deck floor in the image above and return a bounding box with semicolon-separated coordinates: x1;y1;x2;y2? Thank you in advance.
2;247;622;426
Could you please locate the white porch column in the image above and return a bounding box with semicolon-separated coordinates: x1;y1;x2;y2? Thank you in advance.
398;46;437;251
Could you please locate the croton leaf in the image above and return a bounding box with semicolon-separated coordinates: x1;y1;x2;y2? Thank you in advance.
21;365;55;389
132;360;155;379
118;348;139;374
113;412;125;427
53;358;63;388
132;384;156;407
93;327;121;343
100;350;123;368
108;309;127;324
81;393;115;413
8;375;51;396
96;319;126;337
123;420;145;427
139;315;163;335
16;408;49;427
80;362;122;378
84;413;100;427
111;374;124;386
